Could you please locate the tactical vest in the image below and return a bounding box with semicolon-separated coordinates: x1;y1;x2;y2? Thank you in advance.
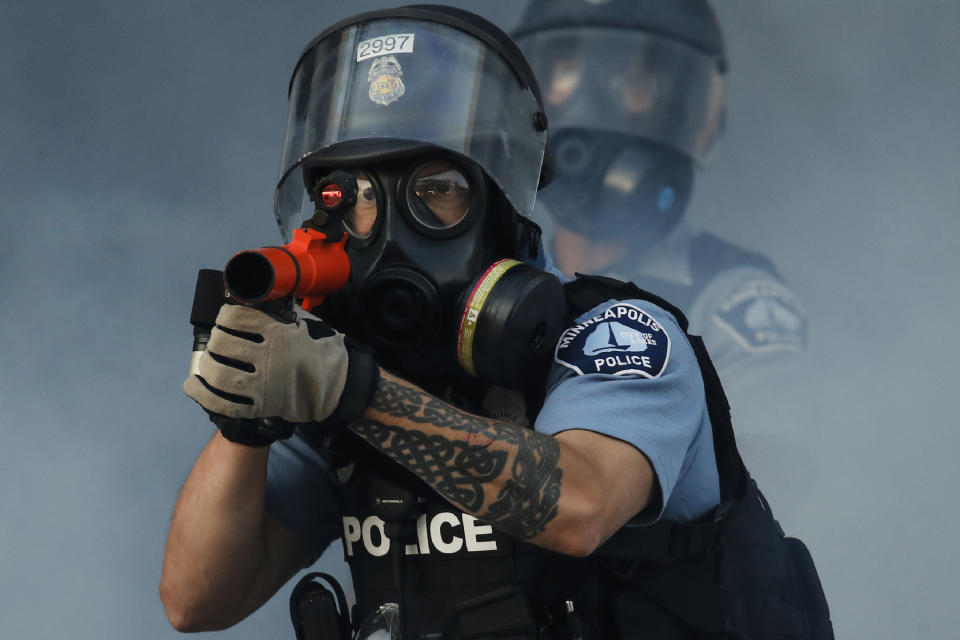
566;276;833;640
329;431;601;639
314;275;832;640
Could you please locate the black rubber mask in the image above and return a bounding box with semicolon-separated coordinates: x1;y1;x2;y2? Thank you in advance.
310;154;566;388
542;131;693;250
314;155;502;377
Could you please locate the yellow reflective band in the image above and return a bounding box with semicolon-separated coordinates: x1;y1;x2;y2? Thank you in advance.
456;258;522;377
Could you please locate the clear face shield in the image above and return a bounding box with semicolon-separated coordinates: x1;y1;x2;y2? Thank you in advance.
517;27;725;164
275;18;547;242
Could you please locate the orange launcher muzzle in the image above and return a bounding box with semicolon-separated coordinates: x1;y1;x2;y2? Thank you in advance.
223;228;350;312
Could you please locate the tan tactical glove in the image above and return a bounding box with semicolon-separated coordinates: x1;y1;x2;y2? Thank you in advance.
184;304;379;444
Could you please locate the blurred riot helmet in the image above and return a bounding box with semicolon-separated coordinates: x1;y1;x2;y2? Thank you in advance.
273;6;565;385
514;0;726;254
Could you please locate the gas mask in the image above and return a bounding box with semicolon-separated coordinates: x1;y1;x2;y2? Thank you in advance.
293;148;564;389
515;22;724;251
543;130;693;248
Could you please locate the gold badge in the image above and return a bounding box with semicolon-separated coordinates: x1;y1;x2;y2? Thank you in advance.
368;55;405;106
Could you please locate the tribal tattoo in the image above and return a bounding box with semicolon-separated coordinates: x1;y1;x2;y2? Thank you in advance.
350;377;562;540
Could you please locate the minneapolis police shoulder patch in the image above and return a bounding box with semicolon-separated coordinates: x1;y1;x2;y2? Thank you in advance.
713;279;807;353
555;302;671;377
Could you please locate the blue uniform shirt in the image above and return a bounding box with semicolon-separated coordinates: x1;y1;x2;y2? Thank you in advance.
266;434;341;555
267;297;719;550
537;298;720;523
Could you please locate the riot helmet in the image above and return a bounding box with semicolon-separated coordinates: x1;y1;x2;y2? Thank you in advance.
273;5;565;385
514;0;726;263
276;5;550;240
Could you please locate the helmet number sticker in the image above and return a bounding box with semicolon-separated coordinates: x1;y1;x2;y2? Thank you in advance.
357;33;415;62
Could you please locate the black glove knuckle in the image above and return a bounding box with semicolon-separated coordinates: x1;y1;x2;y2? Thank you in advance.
304;318;336;340
214;324;265;343
196;374;255;406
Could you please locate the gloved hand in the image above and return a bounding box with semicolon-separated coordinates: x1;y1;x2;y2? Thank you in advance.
184;303;379;444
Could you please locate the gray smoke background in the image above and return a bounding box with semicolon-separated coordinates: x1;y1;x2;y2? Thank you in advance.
1;1;957;637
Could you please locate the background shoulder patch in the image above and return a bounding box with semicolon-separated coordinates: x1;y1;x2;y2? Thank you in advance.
713;279;807;353
555;302;671;377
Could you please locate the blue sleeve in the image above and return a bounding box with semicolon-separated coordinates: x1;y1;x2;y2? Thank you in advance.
266;430;342;555
535;298;719;522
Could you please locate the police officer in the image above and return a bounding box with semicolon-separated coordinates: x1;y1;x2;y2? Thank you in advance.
161;6;738;638
513;0;815;502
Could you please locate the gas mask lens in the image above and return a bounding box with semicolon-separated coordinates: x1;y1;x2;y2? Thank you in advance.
407;160;473;230
342;171;379;239
547;55;581;106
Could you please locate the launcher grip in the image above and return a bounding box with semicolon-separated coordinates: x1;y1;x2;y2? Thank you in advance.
187;268;298;446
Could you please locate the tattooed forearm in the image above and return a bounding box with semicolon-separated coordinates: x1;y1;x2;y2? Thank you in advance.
351;420;507;512
351;377;563;540
486;426;562;539
368;378;521;445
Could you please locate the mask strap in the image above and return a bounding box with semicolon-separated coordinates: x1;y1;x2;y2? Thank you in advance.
515;216;542;260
